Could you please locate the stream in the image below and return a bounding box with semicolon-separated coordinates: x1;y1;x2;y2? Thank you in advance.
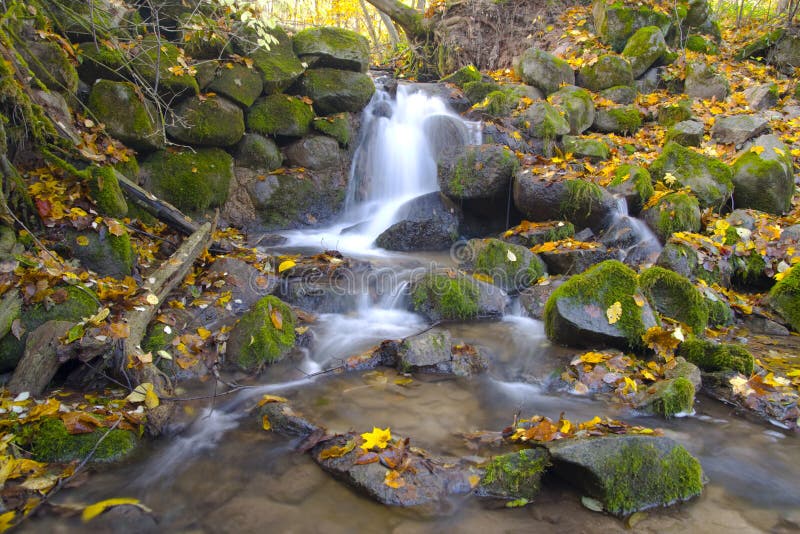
25;83;800;533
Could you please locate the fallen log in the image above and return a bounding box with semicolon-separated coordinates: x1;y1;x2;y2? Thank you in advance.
8;321;72;396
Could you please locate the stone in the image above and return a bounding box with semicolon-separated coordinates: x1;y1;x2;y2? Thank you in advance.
232;134;283;171
562;136;611;160
29;417;136;463
743;83;779;111
769;34;800;75
592;0;672;52
227;295;296;371
641;191;701;241
677;338;754;375
130;36;199;98
519;101;570;140
519;280;563;319
657;100;693;127
592;105;642;135
166;95;245;147
515;48;575;96
539;243;619;275
577;54;634;92
21;40;78;97
735;29;785;61
656;239;733;288
731;134;794;215
240;26;305;94
312;113;353;147
600;85;637;105
284;135;343;170
293;26;370;72
639;266;708;333
87;80;164;152
666;120;704;147
206;63;264;108
685;34;719;55
438;144;519;200
635;377;696;417
247;94;315;137
711;114;769;146
548;86;596;134
649;141;733;209
500;220;575;248
768;264;800;333
621;26;668;78
685;61;729;100
476;448;550;501
463;238;547;293
397;330;488;376
375;193;461;251
299;69;375;115
49;0;131;42
410;271;506;322
607;165;654;215
66;228;133;279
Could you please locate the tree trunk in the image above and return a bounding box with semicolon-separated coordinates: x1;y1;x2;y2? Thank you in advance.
359;0;379;46
363;0;430;40
380;12;401;46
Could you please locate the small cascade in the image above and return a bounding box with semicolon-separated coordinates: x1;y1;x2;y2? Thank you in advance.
606;195;662;264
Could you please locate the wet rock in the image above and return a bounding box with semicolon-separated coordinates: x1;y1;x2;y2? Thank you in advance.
276;279;360;314
685;61;729;100
500;220;575;248
293;27;370;72
731;134;794;215
665;358;703;391
742;316;790;336
258;401;322;438
29;417;137;463
438;144;518;200
89;503;158;534
539;244;619;276
409;271;506;322
515;48;575;96
666;120;704;147
397;330;488;376
548;86;596;135
411;82;472;113
166;95;245;147
284;135;343;170
87;80;164;152
544;260;658;350
622;26;668;78
635;377;696;417
677;338;754;375
607;165;653;216
519;280;564;319
649;141;733;209
743;83;779;111
546;435;703;517
463;238;546;293
299;68;375;115
711;114;769;146
208;258;272;314
640;266;708;334
476;448;550;501
577;54;634;92
226;296;296;372
375;193;461;252
592;105;642;135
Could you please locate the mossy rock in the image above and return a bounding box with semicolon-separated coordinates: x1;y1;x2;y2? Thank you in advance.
227;295;296;372
641;191;701;242
247;94;315;138
543;260;658;350
48;0;127;42
66;227;133;279
87;80;164;152
622;26;668;78
607;164;654;214
734;29;785;61
548;85;596;135
562;136;611;161
649;141;733;209
462;80;501;104
438;144;519;200
477;448;550;501
473;90;515;117
411;273;482;322
112;155;139;182
21;39;79;97
166;95;245;147
299;68;375;115
141;322;177;354
293;26;370;72
592;1;672;52
29;418;137;463
666;120;704;147
312;113;352;147
657;100;693;127
206;63;263;108
639;377;696;418
233;133;283;170
244;26;306;94
600;85;638;105
440;65;482;87
515;48;575;96
701;287;734;327
547;434;703;516
640;266;708;333
768;264;800;332
578;54;634;92
731;134;794;215
656;240;732;287
685;61;729;101
520;101;570;140
130;35;199;98
677;337;754;375
141;148;233;216
0;285;99;372
592;105;642;135
466;238;547;293
87;165;128;218
179;13;233;59
685;34;718;54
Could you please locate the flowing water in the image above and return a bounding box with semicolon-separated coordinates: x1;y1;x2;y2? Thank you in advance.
24;85;800;533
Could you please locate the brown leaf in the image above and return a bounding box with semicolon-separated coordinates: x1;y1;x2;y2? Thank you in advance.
270;308;283;330
61;412;103;434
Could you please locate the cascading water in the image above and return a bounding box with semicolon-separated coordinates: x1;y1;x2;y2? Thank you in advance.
606;195;663;264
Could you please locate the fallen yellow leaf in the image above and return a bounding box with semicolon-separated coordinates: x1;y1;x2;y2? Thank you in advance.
360;427;391;451
81;498;148;522
606;301;622;325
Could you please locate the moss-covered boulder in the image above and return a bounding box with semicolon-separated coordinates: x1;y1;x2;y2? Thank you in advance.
410;272;505;322
66;227;133;279
677;338;754;375
440;65;483;87
462;80;501;104
544;260;658;350
666;120;704;147
293;27;370;72
640;266;708;333
130;36;199;98
438;144;518;200
685;34;719;55
685;61;729;100
166;95;244;147
731;134;794;215
600;85;638;105
140;148;233;216
592;1;672;52
548;85;596;135
30;418;137;463
607;165;654;215
577;54;634;92
473;90;516;117
641;191;701;242
649;141;733;209
592;105;642;135
78;43;129;85
657;239;733;287
86;165;128;218
247;94;315;137
299;69;375;115
206;63;264;108
227;296;296;372
519;101;570;140
657;100;693;127
48;0;131;42
637;377;696;418
515;48;575;96
21;39;79;97
622;26;668;78
465;238;547;293
768;264;800;332
562;136;611;161
87;80;164;152
243;26;306;94
547;435;702;516
477;448;550;501
232;133;283;170
312;113;352;146
734;29;785;61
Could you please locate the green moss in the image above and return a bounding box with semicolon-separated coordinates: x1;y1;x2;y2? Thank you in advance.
480;448;550;500
141;322;177;354
113;155;139;182
560;179;603;220
734;29;785;61
478;90;514;117
292;26;370;72
706;296;734;327
412;274;480;321
650;142;733;209
473;239;545;292
29;418;136;463
441;65;482;87
312;114;351;146
685;34;718;54
610;165;654;206
299;68;375;115
87;79;163;151
87;165;127;218
657;101;692;127
677;338;754;375
247;94;315;137
649;377;695;418
247;26;305;94
449;148;477;197
562;136;611;160
463;80;501;104
231;296;296;371
646;191;701;241
602;442;703;515
732;251;767;286
130;36;199;97
768;264;800;332
605;106;642;134
731;150;793;214
640;266;708;333
544;260;647;349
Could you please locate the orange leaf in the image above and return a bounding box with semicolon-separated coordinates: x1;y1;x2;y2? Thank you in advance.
270;308;283;330
384;469;405;489
61;412;103;434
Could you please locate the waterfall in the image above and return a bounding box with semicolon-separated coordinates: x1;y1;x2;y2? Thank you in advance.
607;195;662;264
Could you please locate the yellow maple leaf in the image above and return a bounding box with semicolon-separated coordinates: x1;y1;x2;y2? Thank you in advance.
360;426;391;451
606;301;622;325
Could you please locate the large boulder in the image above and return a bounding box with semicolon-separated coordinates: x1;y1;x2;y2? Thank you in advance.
515;48;575;96
409;271;506;322
621;26;668;78
166;95;245;147
240;26;305;94
293;27;370;72
577;54;634;92
438;144;518;200
684;61;729;100
544;260;658;350
298;69;375;115
641;191;702;242
226;296;296;372
710;114;769;146
639;266;708;333
284;135;343;170
312;113;353;147
206;63;264;108
546;435;703;516
87;80;164;152
731;134;794;215
519;101;570;140
130;36;199;98
140;148;233;216
548;86;596;135
768;264;800;333
463;238;547;293
232;134;283;171
375;193;461;251
247;94;315;137
21;40;78;98
592;105;642;135
592;1;672;52
649;141;733;209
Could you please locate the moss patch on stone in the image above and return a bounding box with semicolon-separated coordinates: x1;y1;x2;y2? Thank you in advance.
472;238;546;292
312;114;351;146
640;266;708;333
768;264;800;332
657;101;693;127
643;191;701;241
440;65;482;87
87;165;128;218
648;377;695;418
247;94;315;138
412;274;480;321
677;337;754;375
229;295;296;371
29;418;136;463
560;179;603;221
479;448;550;500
